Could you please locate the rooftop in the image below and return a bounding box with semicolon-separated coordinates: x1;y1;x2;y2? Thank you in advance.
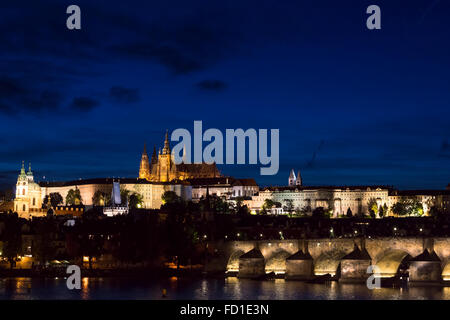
39;177;188;187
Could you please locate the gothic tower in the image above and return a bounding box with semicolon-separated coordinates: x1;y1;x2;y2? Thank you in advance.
151;145;157;167
289;169;296;186
162;130;171;155
146;130;221;182
157;130;173;182
296;170;302;186
138;143;151;180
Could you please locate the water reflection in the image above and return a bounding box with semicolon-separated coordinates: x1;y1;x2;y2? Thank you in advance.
0;277;449;300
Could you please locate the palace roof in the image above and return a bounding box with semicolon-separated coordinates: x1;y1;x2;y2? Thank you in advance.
261;185;392;192
39;177;187;187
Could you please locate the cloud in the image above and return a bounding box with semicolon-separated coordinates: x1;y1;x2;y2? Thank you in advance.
0;76;100;115
0;77;25;98
196;80;227;91
109;86;140;103
110;17;238;75
0;76;63;115
70;97;99;112
112;42;204;74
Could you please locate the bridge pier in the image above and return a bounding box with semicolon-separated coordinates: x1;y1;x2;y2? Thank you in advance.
339;242;372;283
238;246;265;279
286;240;314;280
218;237;450;286
409;249;442;286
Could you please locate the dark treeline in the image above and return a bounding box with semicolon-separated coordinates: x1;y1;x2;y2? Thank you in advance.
1;191;450;271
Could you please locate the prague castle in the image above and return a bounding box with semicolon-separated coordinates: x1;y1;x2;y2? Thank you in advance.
139;131;221;182
11;131;450;220
12;131;222;218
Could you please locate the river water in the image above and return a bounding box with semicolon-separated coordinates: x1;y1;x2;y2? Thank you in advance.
0;277;449;300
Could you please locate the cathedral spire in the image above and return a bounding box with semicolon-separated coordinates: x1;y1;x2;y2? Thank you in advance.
138;143;151;180
20;161;25;174
142;143;147;155
27;162;32;175
151;145;157;165
162;130;170;155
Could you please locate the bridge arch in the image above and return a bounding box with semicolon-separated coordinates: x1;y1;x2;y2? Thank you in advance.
226;250;246;272
441;261;450;281
373;249;412;278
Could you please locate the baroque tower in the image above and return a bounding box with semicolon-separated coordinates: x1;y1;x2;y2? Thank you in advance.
14;161;42;218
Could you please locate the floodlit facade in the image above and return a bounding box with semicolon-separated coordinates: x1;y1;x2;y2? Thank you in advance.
12;163;192;219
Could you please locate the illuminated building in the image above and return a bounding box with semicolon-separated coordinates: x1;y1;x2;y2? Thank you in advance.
243;172;450;217
13;162;43;218
139;131;221;182
13;165;192;218
189;177;259;201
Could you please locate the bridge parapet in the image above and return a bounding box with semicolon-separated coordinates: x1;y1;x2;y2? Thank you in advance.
209;237;450;280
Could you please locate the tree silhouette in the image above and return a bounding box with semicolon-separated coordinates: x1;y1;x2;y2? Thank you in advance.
66;188;82;205
346;207;353;217
2;212;22;269
92;190;110;206
44;192;63;209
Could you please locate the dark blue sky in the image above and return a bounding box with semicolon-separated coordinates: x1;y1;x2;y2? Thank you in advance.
0;0;449;189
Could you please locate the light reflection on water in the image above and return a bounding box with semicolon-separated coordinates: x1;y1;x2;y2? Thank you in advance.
0;277;450;300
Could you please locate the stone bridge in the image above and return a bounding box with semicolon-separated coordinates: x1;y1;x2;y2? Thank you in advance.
206;237;450;281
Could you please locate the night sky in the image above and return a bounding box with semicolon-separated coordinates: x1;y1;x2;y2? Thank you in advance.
0;0;449;190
